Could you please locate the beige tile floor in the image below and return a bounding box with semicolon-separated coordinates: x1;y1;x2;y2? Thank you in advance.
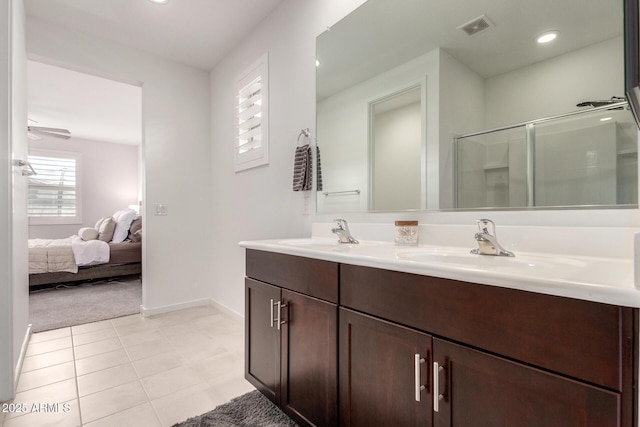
0;304;254;427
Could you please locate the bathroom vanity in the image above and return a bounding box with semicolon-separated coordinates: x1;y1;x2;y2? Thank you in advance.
245;250;338;426
241;237;639;427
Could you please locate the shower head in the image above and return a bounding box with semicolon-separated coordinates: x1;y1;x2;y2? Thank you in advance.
576;96;626;108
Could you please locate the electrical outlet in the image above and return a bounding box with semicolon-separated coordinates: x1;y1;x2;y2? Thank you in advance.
302;196;310;215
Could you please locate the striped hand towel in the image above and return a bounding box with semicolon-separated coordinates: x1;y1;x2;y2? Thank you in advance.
316;145;323;191
293;144;312;191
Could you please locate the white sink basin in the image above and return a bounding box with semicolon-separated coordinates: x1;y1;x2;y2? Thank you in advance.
398;248;585;270
276;238;365;252
396;248;587;274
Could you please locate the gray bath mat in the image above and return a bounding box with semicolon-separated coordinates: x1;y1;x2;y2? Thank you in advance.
173;390;298;427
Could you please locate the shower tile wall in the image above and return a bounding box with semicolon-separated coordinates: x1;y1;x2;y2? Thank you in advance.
535;122;617;206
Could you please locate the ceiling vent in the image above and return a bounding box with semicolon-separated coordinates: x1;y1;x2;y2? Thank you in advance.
458;15;494;37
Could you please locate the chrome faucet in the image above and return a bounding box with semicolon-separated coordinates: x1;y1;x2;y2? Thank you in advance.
471;219;514;257
332;219;359;244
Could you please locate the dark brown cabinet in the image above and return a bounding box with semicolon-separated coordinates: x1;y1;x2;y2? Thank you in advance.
245;249;638;427
245;278;280;403
432;338;620;427
339;263;636;427
338;309;623;427
245;250;338;427
339;308;432;427
281;289;337;426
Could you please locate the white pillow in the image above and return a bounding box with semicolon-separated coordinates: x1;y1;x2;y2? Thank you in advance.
111;208;137;243
78;227;99;241
94;216;107;231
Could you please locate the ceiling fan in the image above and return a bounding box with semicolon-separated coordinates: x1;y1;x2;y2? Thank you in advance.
27;119;71;140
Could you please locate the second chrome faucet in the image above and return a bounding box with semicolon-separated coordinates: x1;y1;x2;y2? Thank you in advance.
471;219;514;257
332;219;359;244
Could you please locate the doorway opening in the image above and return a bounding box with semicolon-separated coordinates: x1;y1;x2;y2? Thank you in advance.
369;85;424;210
26;59;144;332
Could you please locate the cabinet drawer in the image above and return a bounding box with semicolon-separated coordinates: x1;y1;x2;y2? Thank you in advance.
246;249;339;303
340;264;635;392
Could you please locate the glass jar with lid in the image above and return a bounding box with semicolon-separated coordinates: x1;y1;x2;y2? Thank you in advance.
394;220;419;246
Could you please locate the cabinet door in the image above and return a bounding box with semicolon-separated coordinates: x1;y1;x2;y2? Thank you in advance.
245;278;281;404
340;308;432;427
432;338;620;427
281;289;338;427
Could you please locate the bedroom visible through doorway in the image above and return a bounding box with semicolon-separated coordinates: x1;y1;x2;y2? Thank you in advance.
26;60;143;331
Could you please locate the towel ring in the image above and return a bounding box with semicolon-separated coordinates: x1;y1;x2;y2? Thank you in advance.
297;128;311;146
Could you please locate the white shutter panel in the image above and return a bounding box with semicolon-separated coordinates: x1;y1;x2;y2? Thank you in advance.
28;150;82;225
235;53;269;172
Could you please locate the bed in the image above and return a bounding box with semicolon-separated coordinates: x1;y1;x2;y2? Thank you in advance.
28;208;142;289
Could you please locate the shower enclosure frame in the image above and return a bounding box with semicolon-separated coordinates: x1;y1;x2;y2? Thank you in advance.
453;101;631;209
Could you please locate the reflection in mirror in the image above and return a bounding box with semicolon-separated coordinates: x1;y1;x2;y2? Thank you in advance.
370;86;423;210
455;102;638;208
316;0;637;213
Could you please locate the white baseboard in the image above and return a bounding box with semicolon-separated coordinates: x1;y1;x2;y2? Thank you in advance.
209;298;244;321
139;298;211;317
139;298;244;320
14;323;32;391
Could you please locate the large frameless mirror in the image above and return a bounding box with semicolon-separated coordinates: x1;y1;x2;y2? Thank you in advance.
316;0;637;212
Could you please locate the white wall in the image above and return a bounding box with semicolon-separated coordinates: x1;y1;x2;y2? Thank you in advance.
438;50;485;208
1;0;29;402
316;83;370;212
484;37;624;128
209;0;367;315
26;17;212;313
28;136;140;239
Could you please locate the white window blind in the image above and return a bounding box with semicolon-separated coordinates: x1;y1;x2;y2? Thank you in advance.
235;53;269;172
28;150;82;225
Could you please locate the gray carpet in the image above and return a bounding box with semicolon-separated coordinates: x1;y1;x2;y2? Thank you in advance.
29;276;142;333
174;390;299;427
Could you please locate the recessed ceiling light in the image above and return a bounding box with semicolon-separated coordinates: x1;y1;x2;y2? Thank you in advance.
537;31;558;44
316;59;320;67
600;117;613;122
148;0;169;4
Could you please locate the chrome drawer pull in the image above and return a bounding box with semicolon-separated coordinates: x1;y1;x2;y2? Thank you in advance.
414;354;426;401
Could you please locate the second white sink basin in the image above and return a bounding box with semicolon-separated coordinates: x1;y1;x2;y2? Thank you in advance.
276;238;380;252
397;247;585;270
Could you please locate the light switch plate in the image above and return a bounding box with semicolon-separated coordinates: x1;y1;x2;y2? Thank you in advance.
155;203;168;216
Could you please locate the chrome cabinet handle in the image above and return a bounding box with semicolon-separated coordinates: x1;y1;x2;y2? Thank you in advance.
270;299;275;328
433;362;444;412
270;299;288;330
276;301;287;330
414;354;426;401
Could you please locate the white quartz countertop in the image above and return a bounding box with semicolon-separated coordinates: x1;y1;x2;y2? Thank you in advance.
239;238;640;308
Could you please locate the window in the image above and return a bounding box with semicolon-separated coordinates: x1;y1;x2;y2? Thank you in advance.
28;149;82;225
235;53;269;172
